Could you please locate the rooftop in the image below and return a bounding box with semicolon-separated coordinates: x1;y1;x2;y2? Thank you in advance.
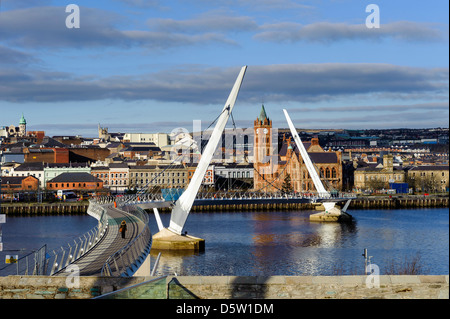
47;172;102;183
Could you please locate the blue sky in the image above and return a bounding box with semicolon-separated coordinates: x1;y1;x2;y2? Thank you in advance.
0;0;448;137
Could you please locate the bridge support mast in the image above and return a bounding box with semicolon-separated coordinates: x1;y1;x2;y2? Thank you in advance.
283;109;352;222
152;66;248;250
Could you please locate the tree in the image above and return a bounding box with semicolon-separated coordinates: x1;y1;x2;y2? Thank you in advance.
282;173;293;194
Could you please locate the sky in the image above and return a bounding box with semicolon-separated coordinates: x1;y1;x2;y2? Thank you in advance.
0;0;448;137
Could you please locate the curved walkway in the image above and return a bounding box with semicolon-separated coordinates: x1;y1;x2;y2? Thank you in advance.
56;204;147;276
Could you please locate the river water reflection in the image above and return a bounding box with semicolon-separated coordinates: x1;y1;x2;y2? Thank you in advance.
0;208;448;276
150;208;449;276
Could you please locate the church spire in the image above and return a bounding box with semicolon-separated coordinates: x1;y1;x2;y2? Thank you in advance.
258;104;268;124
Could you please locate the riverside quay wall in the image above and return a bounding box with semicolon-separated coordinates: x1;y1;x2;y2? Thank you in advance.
0;202;89;215
0;275;448;299
0;195;448;215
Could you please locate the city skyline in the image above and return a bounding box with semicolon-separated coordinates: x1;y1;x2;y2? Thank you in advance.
0;0;448;137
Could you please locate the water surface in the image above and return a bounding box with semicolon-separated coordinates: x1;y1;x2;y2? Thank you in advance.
1;208;448;276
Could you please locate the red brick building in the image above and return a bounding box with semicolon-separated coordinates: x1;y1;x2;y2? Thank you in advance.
253;105;343;193
46;173;104;192
1;176;39;198
24;148;70;163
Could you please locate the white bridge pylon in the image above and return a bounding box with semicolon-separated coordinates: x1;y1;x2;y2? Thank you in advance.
283;109;352;215
164;66;248;235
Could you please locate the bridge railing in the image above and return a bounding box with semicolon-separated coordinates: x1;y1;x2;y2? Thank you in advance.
92;191;356;206
1;201;110;276
193;191;356;201
48;201;109;276
100;204;152;277
92;194;165;206
0;244;48;276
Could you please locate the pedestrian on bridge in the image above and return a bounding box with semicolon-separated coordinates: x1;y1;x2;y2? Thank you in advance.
119;220;127;239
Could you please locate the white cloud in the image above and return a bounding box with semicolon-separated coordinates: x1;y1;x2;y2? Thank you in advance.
255;21;444;43
0;6;238;49
288;102;449;113
115;0;160;8
146;13;258;33
0;64;447;104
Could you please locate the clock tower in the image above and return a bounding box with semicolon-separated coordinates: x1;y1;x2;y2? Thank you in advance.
254;104;272;165
254;104;274;191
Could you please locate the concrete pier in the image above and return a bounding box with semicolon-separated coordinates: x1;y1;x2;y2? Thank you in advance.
309;211;353;222
152;228;205;251
309;202;353;222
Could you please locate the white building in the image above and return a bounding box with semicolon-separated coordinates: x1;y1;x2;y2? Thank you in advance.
215;163;254;180
123;133;170;147
8;162;45;188
107;163;129;193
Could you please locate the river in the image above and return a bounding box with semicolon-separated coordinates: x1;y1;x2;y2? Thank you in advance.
1;208;448;276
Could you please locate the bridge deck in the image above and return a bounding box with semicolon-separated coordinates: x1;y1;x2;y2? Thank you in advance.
55;204;146;276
